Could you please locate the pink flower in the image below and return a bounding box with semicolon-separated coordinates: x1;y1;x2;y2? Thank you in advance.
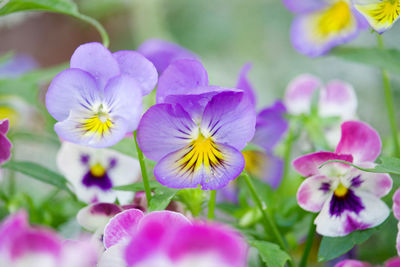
0;119;12;165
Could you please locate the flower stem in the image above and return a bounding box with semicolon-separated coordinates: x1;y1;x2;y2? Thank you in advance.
282;126;294;184
74;14;110;48
133;131;152;203
377;34;400;157
299;214;317;267
242;172;294;266
207;190;216;219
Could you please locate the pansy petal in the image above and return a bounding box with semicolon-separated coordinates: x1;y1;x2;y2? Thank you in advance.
386;256;400;267
293;152;353;177
77;203;122;232
397;222;400;256
103;208;144;249
46;68;100;122
60;239;99;267
138;211;191;231
282;0;327;14
98;243;127;267
70;42;120;90
0;132;12;164
154;142;245;190
297;175;334;212
0;119;9;135
156;59;208;103
348;165;392;198
103;75;143;132
235;63;256;106
137;103;196;161
168;223;248;267
355;1;400;34
0;211;28;248
335;121;381;163
137;38;197;74
393;188;400;220
334;260;371;267
284;74;321;115
319;80;357;120
113;51;158;96
201;91;256;151
315;190;389;236
252;101;288;152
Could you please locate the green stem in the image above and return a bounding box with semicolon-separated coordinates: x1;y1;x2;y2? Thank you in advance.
282;127;294;185
133;131;152;203
207;190;217;219
299;214;317;267
74;14;110;48
242;172;294;266
377;34;400;157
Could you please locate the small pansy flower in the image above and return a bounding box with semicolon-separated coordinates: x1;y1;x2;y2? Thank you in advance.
99;209;248;267
294;121;392;236
0;54;37;78
137;38;197;74
0;119;12;165
46;42;157;148
354;0;400;34
0;211;98;267
57;141;141;204
137;59;256;190
283;0;368;57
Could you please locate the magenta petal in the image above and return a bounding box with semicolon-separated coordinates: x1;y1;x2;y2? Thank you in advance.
293;152;353;177
70;42;120;90
386;258;400;267
103;209;144;249
297;175;333;212
0;211;29;249
0;119;9;135
334;260;370;267
0;132;12;165
113;51;158;96
156;59;209;103
393;188;400;221
335;121;381;163
168;223;248;267
235;63;256;106
137;211;191;231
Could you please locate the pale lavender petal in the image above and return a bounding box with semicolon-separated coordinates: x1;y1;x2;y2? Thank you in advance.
293;152;353;177
297;175;334;212
103;208;144;249
284;74;321;115
113;51;158;96
0;54;38;78
154;142;245;190
103;75;143;132
156;59;208;103
335;121;381;163
252;101;288;152
201;91;256;151
46;68;100;122
137;103;196;161
319;80;357;120
168;223;248;267
393;188;400;220
70;42;120;90
282;0;327;14
137;38;197;74
235;63;256;106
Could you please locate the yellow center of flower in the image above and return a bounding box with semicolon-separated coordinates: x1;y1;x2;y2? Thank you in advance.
243;150;267;178
316;1;352;36
90;163;106;177
334;183;348;198
357;0;400;25
176;133;224;174
0;106;18;127
81;105;113;136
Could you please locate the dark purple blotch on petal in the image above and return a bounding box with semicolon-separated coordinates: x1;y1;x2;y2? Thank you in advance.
350;175;363;188
109;158;117;168
90;203;122;216
344;215;370;233
329;189;364;217
319;182;331;193
82;171;112;191
80;154;90;165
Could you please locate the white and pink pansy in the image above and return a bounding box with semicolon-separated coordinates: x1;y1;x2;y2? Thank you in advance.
99;209;248;267
392;188;400;255
294;121;392;237
57;141;141;204
0;211;98;267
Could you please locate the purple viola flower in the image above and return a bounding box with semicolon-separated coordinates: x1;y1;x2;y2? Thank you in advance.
0;54;37;78
0;119;12;165
137;59;256;190
283;0;368;57
0;211;98;267
99;209;248;267
57;141;141;203
294;121;392;236
46;42;158;148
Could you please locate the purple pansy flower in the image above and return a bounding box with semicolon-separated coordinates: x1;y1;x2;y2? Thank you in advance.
46;42;158;148
0;54;37;78
294;121;392;236
99;209;248;267
57;141;141;203
137;38;197;74
0;119;12;165
0;211;98;267
137;59;256;190
283;0;368;57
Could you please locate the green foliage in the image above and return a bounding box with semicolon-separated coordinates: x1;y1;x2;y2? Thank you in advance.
250;240;291;267
148;187;179;211
176;188;205;217
113;180;162;192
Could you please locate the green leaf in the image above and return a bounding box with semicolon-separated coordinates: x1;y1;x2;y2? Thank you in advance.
318;227;378;262
148;187;178;212
2;161;72;193
250;240;291;267
320;156;400;175
331;47;400;74
0;0;109;47
113;181;162;192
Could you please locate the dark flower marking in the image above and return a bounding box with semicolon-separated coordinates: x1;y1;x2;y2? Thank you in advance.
329;189;364;217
